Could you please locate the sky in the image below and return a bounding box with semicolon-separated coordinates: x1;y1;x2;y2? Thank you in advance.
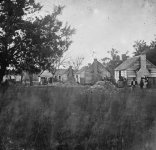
36;0;156;65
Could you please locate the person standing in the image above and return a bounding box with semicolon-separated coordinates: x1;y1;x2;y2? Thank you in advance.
131;78;137;90
143;79;148;88
140;78;144;89
145;77;149;88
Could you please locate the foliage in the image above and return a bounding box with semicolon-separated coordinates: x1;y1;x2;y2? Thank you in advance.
0;0;41;83
101;48;125;78
20;6;75;83
133;39;156;65
133;40;149;56
147;40;156;65
0;0;75;83
0;87;156;150
68;56;85;71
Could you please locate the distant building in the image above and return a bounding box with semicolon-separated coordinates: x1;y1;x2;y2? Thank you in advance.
39;66;76;84
75;59;111;85
3;74;21;82
2;71;39;85
38;59;110;85
114;54;156;87
38;70;53;84
66;66;76;83
2;68;22;82
55;66;76;83
55;69;68;82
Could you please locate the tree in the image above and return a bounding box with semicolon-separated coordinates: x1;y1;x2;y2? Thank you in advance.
133;40;149;56
101;48;123;77
19;6;75;85
68;56;84;70
146;40;156;66
0;1;75;84
24;6;75;71
0;0;41;83
133;39;156;65
49;53;71;81
101;57;110;66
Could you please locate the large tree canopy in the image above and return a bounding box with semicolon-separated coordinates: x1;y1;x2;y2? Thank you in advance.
133;39;156;65
0;0;40;82
147;40;156;66
0;0;75;83
20;6;75;73
101;48;124;76
133;40;149;56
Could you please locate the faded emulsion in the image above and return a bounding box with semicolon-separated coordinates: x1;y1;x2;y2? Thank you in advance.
0;0;156;150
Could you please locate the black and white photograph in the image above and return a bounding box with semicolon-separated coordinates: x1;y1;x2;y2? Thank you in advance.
0;0;156;149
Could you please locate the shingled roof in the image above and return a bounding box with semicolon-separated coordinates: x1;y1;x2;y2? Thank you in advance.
75;66;88;74
76;59;110;74
39;69;68;78
115;56;140;71
55;69;68;76
39;70;53;78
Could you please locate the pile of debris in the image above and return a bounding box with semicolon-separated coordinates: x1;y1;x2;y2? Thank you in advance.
51;80;118;92
52;82;64;86
64;81;79;87
52;81;83;87
89;80;118;94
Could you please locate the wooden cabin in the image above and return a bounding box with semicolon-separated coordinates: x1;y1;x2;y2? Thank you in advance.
75;59;111;85
39;66;76;84
115;54;156;87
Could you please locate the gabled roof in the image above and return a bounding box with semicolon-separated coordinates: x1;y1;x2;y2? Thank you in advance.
39;69;67;78
115;56;140;71
38;70;44;77
146;59;156;68
94;60;109;72
87;59;110;74
75;66;88;74
56;68;78;75
39;70;53;78
76;59;110;74
55;69;67;76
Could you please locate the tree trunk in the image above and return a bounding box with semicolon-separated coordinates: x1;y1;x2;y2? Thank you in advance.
21;74;23;84
29;73;33;86
0;65;7;84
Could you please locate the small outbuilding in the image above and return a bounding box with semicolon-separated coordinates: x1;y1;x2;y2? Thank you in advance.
38;70;53;84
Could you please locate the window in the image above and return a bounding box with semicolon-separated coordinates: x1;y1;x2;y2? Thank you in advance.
59;76;61;80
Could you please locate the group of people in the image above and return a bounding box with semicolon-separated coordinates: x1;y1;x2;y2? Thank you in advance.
131;76;149;89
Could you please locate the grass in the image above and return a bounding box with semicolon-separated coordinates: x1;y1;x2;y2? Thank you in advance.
0;85;156;150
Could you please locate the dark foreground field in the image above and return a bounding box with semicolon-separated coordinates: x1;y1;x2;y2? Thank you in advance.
0;86;156;150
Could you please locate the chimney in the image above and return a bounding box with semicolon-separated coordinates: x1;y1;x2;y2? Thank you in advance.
69;66;72;69
140;53;146;69
93;58;98;82
94;58;97;62
137;53;150;82
88;63;91;67
93;59;98;73
122;54;127;61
